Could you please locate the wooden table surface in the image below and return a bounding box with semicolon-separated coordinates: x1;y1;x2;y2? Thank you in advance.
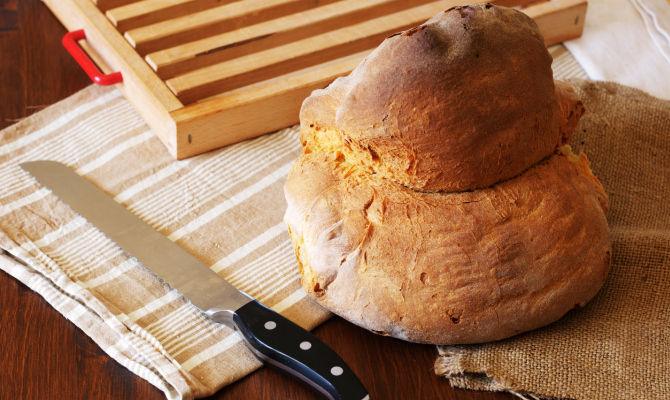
0;1;515;399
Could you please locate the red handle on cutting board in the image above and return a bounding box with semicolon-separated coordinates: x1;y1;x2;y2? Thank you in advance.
62;30;122;86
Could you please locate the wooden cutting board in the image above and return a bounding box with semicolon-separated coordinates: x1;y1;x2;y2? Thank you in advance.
43;0;587;159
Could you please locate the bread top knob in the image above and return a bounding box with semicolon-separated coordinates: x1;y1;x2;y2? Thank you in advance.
300;4;581;192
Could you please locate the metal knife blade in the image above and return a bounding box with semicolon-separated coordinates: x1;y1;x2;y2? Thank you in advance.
20;160;369;400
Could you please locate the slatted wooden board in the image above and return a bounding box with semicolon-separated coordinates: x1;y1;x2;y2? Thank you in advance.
43;0;587;159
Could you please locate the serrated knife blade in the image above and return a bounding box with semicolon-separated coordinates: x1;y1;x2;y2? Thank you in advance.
20;160;369;400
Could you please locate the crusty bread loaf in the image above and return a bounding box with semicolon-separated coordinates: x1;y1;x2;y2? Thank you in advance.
301;4;577;193
284;4;611;344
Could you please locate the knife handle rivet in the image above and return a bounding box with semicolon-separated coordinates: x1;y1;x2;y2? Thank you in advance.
299;341;312;350
330;366;343;376
264;321;277;330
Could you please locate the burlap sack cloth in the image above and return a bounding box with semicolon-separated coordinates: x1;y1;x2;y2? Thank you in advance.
436;80;670;400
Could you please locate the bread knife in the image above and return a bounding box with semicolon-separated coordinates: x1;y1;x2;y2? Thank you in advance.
20;160;369;400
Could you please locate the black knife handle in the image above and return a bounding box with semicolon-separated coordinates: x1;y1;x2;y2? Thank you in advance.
233;300;369;400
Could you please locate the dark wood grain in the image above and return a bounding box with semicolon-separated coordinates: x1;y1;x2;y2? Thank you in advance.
0;2;515;399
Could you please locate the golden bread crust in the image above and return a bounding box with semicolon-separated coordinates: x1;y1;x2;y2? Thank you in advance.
285;4;610;344
285;145;610;344
300;4;581;192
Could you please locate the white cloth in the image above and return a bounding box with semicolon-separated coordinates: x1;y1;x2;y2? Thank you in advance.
564;0;670;100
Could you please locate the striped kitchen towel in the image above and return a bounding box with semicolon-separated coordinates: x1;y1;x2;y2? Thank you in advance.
0;85;329;399
0;44;585;399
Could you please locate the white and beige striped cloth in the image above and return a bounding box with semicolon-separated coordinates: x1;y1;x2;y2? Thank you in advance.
0;45;585;399
0;85;330;398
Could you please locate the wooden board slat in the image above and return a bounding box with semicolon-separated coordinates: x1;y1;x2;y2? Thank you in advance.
145;0;435;79
494;0;542;7
93;0;138;12
523;0;587;45
165;1;453;104
106;0;239;32
124;0;339;54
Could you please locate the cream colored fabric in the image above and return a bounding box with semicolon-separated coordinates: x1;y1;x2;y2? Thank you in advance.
0;87;329;399
564;0;670;100
436;69;670;399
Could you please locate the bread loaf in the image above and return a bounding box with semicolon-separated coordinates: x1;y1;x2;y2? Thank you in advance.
284;4;611;344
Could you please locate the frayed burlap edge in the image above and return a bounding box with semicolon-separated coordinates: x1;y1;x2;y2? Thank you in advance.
435;346;568;400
